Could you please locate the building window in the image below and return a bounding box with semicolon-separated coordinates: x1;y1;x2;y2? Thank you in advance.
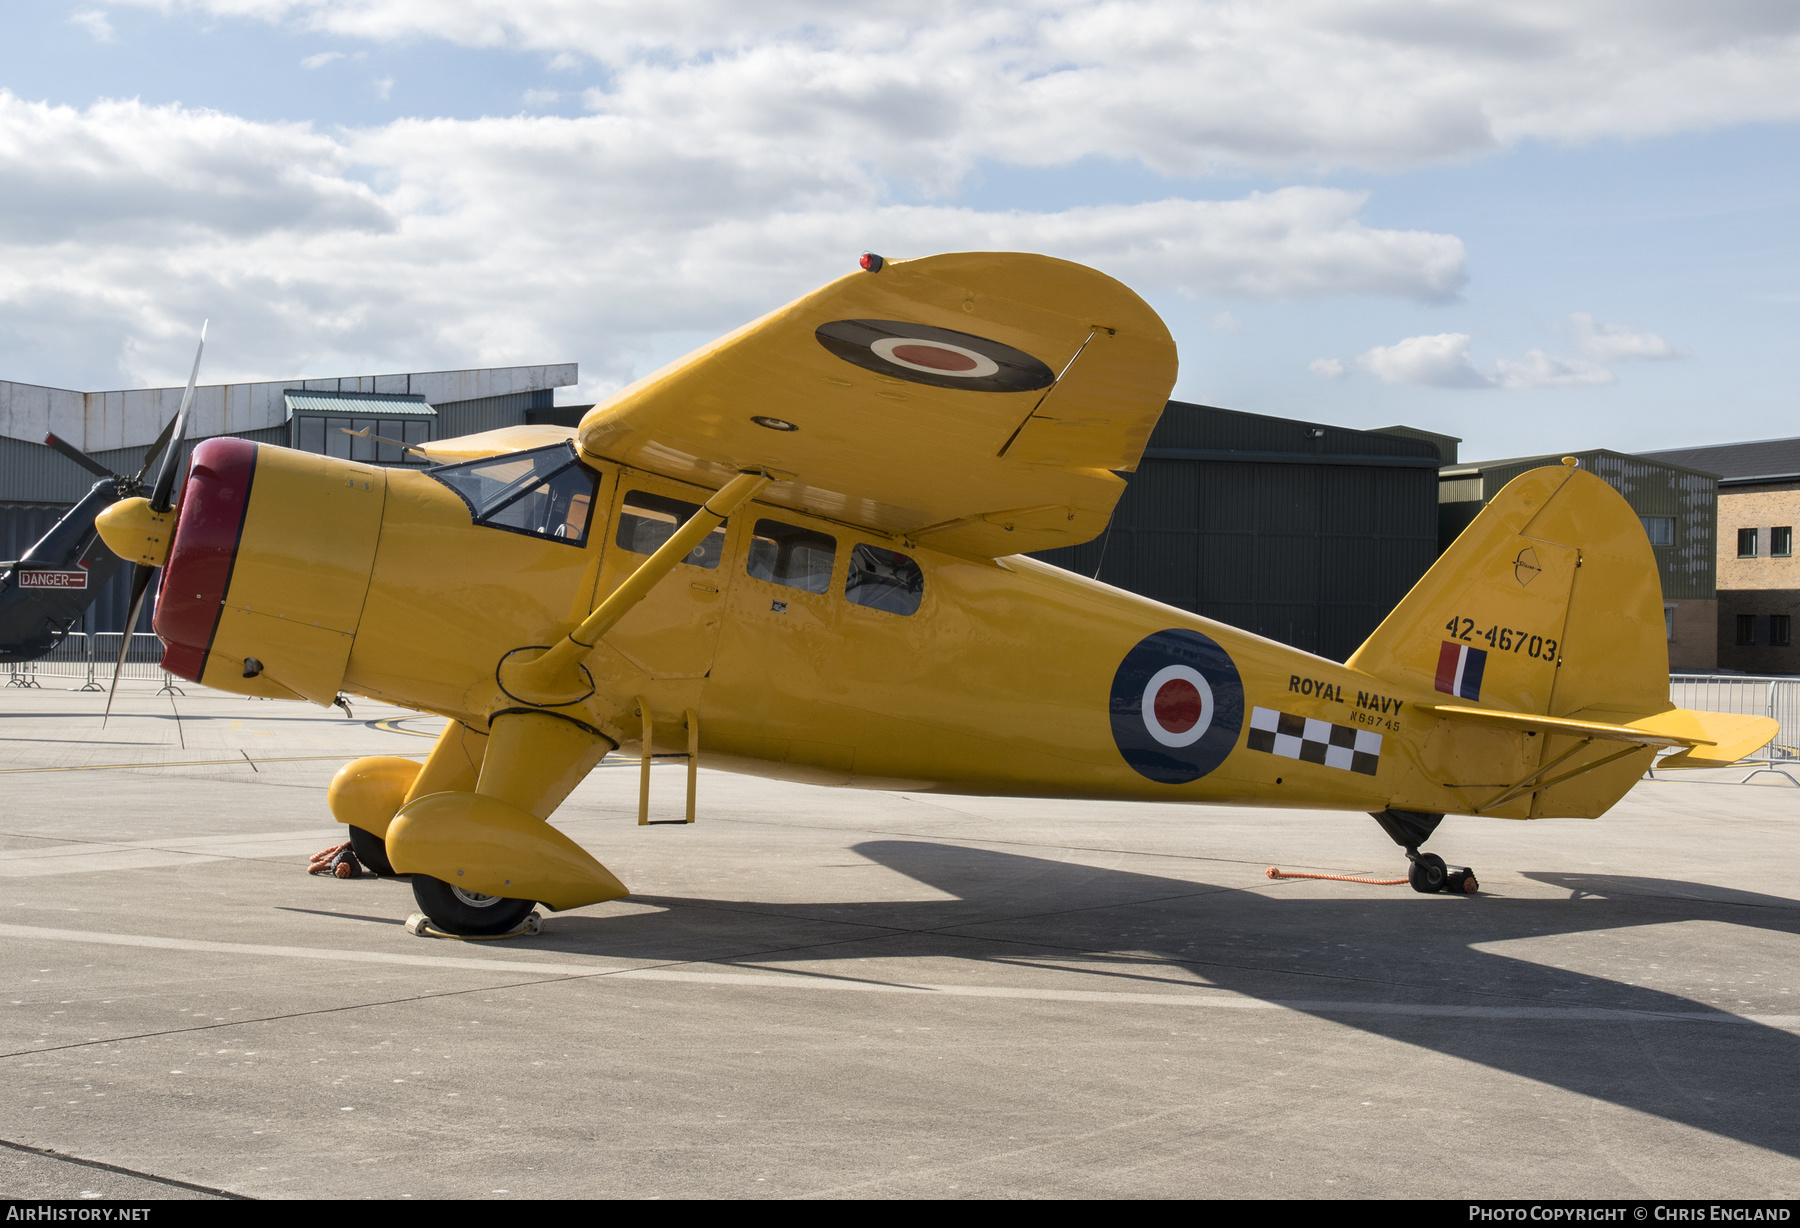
1774;615;1793;648
1738;528;1759;557
294;415;430;464
1773;526;1793;558
1736;614;1757;646
1640;516;1674;546
1664;605;1675;642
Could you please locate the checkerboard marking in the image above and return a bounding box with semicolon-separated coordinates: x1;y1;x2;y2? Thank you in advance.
1246;706;1381;776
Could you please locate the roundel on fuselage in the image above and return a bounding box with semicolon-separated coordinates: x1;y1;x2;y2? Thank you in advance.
1110;629;1244;784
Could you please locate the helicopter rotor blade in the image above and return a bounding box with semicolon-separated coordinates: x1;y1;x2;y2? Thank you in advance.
147;320;208;514
43;433;119;482
131;412;182;487
102;564;155;727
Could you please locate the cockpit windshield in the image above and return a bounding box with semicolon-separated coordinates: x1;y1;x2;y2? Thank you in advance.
427;443;599;547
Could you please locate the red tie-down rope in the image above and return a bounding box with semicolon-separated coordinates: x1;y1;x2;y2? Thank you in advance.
1265;866;1407;886
308;842;362;879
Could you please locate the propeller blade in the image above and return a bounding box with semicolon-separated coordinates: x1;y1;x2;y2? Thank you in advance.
147;320;208;514
131;411;182;486
44;433;120;482
102;564;155;727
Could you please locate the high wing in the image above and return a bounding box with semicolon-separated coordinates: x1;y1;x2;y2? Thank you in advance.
574;252;1178;557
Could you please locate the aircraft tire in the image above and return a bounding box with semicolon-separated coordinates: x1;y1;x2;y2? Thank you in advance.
347;825;396;877
411;875;538;936
1408;853;1448;894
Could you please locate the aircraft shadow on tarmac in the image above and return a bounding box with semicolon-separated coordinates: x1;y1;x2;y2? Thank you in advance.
538;839;1800;1159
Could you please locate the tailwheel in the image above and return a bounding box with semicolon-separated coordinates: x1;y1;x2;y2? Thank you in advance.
1408;852;1448;894
411;875;538;936
346;825;396;877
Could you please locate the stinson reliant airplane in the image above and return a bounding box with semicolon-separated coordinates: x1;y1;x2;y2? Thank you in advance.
94;253;1774;935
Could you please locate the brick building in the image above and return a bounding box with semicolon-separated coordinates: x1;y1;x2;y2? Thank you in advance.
1640;437;1800;676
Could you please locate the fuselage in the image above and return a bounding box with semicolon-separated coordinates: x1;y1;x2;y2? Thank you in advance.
155;436;1491;819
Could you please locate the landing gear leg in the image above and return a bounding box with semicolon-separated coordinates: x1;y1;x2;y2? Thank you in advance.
1369;808;1479;895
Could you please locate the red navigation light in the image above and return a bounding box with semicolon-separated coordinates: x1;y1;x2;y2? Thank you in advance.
859;252;885;272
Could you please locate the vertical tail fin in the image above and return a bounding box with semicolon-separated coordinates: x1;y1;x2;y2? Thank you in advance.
1348;462;1667;721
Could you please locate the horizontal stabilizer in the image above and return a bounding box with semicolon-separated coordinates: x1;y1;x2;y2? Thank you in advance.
1640;709;1780;769
1420;703;1708;749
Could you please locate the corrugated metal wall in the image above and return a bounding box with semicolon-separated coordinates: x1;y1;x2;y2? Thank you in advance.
1032;403;1442;662
434;389;553;439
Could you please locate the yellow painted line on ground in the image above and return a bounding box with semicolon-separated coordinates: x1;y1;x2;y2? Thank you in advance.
370;717;441;738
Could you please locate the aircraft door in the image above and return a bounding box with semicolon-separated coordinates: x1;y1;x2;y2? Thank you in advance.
592;476;738;680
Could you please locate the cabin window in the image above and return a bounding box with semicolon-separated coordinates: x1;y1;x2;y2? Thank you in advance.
1738;528;1759;558
747;519;836;593
846;544;924;615
1773;527;1793;558
615;490;726;569
428;442;599;547
1640;516;1674;547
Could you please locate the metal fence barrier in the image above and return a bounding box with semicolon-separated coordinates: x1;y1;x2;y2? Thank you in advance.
5;633;182;693
1669;674;1799;783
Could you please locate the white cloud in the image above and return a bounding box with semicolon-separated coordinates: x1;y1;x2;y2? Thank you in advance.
1356;332;1488;388
1210;311;1242;332
70;9;116;42
1308;357;1344;379
110;0;1800;181
374;76;395;99
1353;312;1686;390
1489;349;1613;390
1566;311;1683;362
0;92;1468;394
300;50;345;68
523;88;560;106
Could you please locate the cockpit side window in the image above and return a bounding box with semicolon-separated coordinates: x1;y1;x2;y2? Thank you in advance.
427;443;600;547
747;519;836;593
845;544;924;614
615;490;726;569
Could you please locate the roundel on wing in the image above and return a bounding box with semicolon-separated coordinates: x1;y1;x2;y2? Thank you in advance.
814;319;1056;393
1110;629;1245;785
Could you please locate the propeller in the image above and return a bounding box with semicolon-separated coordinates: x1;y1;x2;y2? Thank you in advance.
104;321;207;724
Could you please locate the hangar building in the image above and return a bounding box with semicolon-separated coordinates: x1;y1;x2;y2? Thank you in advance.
1;364;577;633
1030;401;1450;663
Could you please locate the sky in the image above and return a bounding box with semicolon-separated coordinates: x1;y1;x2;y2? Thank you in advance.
0;0;1796;461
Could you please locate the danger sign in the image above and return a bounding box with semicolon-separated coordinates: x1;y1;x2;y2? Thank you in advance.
17;570;87;589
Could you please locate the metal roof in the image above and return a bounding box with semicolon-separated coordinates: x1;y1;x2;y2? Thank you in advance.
1638;437;1800;487
1442;447;1718;482
284;390;436;418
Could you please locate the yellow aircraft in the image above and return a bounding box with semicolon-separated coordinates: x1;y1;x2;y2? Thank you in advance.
95;252;1775;935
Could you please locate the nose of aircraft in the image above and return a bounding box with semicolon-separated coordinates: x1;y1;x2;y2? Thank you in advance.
150;437;388;704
